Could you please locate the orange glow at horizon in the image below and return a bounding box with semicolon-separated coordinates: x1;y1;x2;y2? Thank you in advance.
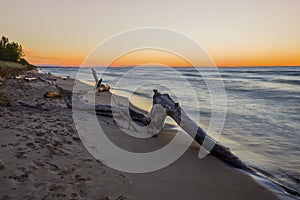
24;47;300;67
24;49;85;66
212;50;300;67
109;50;192;67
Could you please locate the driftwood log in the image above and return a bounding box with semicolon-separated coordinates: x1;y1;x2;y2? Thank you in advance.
152;90;254;173
38;77;53;84
24;77;37;82
92;68;99;88
152;89;299;196
56;86;150;126
92;68;103;89
91;68;110;92
57;85;252;171
44;91;62;98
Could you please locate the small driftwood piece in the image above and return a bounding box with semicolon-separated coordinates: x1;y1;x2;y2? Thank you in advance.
56;86;150;125
24;77;37;82
15;75;25;80
38;77;53;84
93;70;110;92
44;91;62;98
91;68;110;92
18;101;54;111
96;79;102;89
63;76;70;80
91;68;102;89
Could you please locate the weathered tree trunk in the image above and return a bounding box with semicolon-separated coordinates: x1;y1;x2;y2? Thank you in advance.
58;85;252;171
56;86;150;126
57;85;252;171
152;89;254;173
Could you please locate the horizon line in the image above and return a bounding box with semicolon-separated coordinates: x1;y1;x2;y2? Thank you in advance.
37;64;300;68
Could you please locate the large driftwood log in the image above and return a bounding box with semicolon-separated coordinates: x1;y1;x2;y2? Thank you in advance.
57;85;252;171
57;85;251;171
152;89;299;193
56;86;150;126
152;89;254;173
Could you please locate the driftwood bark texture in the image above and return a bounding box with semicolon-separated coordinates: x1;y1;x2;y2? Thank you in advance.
152;89;254;173
56;86;150;126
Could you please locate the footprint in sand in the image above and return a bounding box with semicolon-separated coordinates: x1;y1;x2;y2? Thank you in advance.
44;184;66;199
1;195;12;200
74;174;87;183
72;135;81;142
32;159;46;168
45;161;59;171
79;189;87;198
16;166;32;174
15;151;27;159
34;137;49;145
82;158;94;163
35;131;46;137
8;173;28;183
70;193;78;198
0;160;4;170
116;195;131;200
26;142;36;150
22;135;29;140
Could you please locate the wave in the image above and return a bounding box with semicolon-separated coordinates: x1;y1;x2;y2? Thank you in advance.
271;79;300;86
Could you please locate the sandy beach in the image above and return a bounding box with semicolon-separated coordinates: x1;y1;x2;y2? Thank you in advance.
0;71;279;200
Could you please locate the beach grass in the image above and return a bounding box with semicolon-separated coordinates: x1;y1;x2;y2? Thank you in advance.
0;61;35;79
0;61;35;106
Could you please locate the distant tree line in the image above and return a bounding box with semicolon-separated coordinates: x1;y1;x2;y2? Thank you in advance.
0;36;30;65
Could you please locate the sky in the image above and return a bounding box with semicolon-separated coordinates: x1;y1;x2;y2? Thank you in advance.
0;0;299;67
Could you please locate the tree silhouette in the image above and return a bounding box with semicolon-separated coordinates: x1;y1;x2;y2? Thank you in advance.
0;36;27;64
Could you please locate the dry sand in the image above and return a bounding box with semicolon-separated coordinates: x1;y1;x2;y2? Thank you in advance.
0;72;279;199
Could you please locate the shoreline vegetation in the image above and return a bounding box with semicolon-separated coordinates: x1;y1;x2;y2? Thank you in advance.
0;36;33;67
0;61;35;79
0;66;281;199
